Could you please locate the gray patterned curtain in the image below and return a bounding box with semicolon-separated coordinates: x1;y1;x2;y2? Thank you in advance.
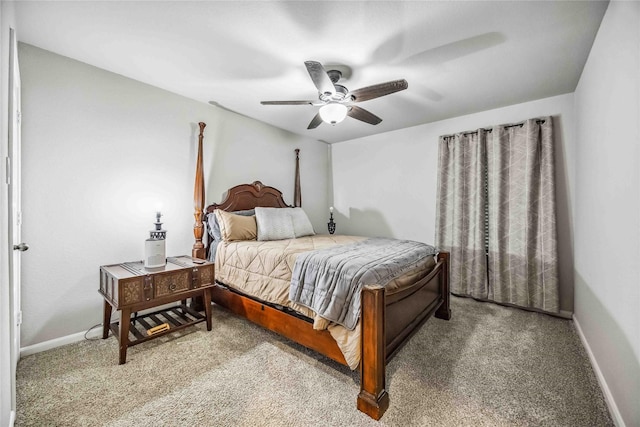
486;118;559;312
435;117;559;313
435;130;489;299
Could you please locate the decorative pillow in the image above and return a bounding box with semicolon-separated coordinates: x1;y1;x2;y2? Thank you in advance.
214;209;257;242
290;208;315;238
207;209;256;261
255;207;296;241
207;208;255;242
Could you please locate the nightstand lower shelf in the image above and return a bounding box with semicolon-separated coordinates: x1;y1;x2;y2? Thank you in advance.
110;303;206;347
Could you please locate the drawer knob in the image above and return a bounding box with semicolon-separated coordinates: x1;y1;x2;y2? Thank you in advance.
169;283;176;291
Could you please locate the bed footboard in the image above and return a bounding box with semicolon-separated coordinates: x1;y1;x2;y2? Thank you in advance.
358;251;450;420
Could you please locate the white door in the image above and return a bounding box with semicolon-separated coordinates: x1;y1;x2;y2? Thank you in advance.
8;27;23;413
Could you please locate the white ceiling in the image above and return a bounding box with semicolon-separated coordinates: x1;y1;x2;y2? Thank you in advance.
15;1;608;143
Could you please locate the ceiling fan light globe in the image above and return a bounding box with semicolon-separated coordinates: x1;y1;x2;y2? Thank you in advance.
319;103;348;125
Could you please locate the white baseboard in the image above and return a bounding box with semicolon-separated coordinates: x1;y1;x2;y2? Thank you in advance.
20;326;103;358
8;410;15;427
573;314;625;427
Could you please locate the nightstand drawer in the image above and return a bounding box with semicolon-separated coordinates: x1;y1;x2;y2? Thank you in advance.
155;270;190;297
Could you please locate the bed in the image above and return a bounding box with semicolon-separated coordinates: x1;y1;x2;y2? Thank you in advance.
190;124;450;420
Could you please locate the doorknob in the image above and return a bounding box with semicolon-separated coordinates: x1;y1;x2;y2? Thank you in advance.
13;243;29;252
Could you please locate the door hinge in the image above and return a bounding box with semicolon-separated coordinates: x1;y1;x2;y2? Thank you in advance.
5;157;10;185
15;311;22;326
17;211;22;226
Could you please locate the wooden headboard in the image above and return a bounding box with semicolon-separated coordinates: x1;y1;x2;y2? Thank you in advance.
200;181;291;259
205;181;291;213
191;123;301;259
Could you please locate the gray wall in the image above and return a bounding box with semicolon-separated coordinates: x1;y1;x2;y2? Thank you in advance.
573;2;640;426
18;43;328;347
331;93;576;314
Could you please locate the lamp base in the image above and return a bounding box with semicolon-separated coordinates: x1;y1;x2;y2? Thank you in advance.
145;239;166;269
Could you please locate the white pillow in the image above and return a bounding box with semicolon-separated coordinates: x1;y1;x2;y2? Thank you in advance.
255;207;295;241
290;208;315;238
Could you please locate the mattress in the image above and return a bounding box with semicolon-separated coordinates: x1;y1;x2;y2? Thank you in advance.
215;234;436;368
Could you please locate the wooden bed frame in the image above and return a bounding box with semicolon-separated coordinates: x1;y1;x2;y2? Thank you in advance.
190;123;451;420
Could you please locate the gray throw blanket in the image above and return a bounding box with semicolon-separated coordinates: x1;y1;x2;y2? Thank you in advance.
289;237;438;330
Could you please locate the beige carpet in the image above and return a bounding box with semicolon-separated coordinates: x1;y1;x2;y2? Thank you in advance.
16;297;613;426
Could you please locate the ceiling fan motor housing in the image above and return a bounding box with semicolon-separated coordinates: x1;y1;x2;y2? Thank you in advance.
320;84;349;102
327;69;342;83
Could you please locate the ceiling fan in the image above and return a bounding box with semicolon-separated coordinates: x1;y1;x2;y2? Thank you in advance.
260;61;408;129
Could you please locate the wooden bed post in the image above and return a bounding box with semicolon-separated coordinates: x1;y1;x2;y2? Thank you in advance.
293;148;301;207
192;122;207;260
435;251;451;320
358;285;390;420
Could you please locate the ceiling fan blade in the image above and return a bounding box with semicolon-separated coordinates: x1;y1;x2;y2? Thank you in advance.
261;100;314;105
307;112;323;129
348;106;382;125
304;61;335;96
349;79;408;102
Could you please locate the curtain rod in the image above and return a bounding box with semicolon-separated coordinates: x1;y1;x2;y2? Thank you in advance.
443;119;546;138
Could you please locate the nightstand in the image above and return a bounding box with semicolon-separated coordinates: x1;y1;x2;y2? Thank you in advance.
99;256;214;364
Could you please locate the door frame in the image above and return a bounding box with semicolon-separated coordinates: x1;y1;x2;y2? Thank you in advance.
7;26;21;410
1;24;21;426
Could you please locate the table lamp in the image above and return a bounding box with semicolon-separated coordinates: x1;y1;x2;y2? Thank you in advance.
145;211;167;268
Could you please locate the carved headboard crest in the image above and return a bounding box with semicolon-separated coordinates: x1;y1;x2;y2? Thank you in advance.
205;180;291;214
